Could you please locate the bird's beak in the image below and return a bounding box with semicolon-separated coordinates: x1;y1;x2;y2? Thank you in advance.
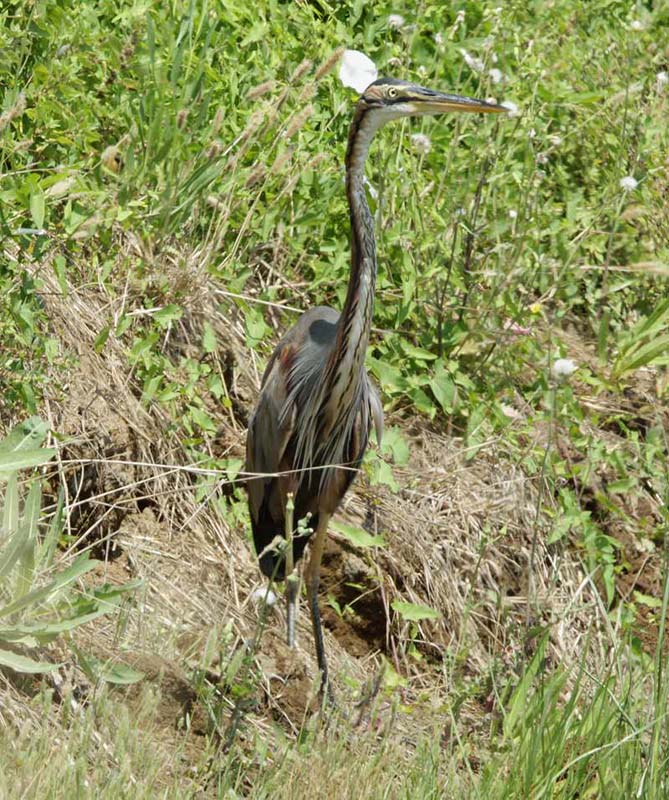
409;91;508;115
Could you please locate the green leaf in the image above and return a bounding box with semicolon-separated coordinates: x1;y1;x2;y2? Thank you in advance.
39;488;64;568
504;635;548;738
402;342;437;361
0;615;98;645
0;449;55;476
408;387;435;417
430;365;456;414
332;520;386;548
94;326;110;353
379;656;407;689
0;555;98;619
372;460;399;492
608;477;637;493
30;187;45;229
368;357;408;393
633;591;663;609
380;428;410;466
1;472;19;542
0;647;61;674
615;334;669;376
223;458;243;483
153;304;183;327
0;418;48;454
72;645;144;684
202;321;217;353
15;480;41;597
189;406;217;433
53;255;69;296
93;661;145;685
245;307;268;346
391;600;441;621
464;404;487;460
0;476;23;577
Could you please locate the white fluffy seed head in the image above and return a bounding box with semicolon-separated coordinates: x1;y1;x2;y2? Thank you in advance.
552;358;577;379
410;132;432;154
251;587;278;606
619;175;638;192
500;100;519;117
339;50;378;93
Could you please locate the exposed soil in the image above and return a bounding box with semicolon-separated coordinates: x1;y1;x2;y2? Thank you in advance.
320;538;389;659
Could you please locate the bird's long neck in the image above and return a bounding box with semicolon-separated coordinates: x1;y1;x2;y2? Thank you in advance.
324;106;382;411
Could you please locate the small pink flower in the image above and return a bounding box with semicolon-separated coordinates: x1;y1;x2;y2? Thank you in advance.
503;319;532;336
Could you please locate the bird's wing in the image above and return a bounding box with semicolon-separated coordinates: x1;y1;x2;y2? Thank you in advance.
245;341;296;525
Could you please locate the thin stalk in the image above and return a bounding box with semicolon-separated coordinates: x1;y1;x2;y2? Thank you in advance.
284;492;299;648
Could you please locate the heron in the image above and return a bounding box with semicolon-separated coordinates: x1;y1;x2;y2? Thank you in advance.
246;77;505;697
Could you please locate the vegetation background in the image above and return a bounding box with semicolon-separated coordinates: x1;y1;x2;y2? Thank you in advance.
1;0;669;796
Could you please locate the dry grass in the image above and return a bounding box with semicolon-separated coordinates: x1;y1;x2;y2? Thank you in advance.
0;236;616;790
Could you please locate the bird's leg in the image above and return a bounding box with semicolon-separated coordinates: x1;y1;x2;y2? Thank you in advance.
305;512;335;703
284;492;299;648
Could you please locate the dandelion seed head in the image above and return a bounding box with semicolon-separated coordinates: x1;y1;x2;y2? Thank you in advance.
508;209;518;219
388;14;405;29
410;132;431;154
501;100;520;117
251;587;278;607
619;175;638;192
460;49;485;73
552;358;578;379
629;19;644;31
339;50;378;93
489;68;504;84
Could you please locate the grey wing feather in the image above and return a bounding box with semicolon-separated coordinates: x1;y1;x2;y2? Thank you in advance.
246;347;295;525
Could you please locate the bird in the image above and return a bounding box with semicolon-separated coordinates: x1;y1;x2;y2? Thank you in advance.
246;77;506;698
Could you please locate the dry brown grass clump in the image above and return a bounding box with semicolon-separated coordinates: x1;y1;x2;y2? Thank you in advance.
0;242;615;783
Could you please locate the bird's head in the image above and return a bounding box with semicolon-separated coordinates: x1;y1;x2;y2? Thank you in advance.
358;77;507;122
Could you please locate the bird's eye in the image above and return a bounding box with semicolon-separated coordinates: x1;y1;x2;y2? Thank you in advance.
387;87;398;99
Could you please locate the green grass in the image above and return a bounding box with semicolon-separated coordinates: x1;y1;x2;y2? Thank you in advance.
2;630;669;798
2;0;669;796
